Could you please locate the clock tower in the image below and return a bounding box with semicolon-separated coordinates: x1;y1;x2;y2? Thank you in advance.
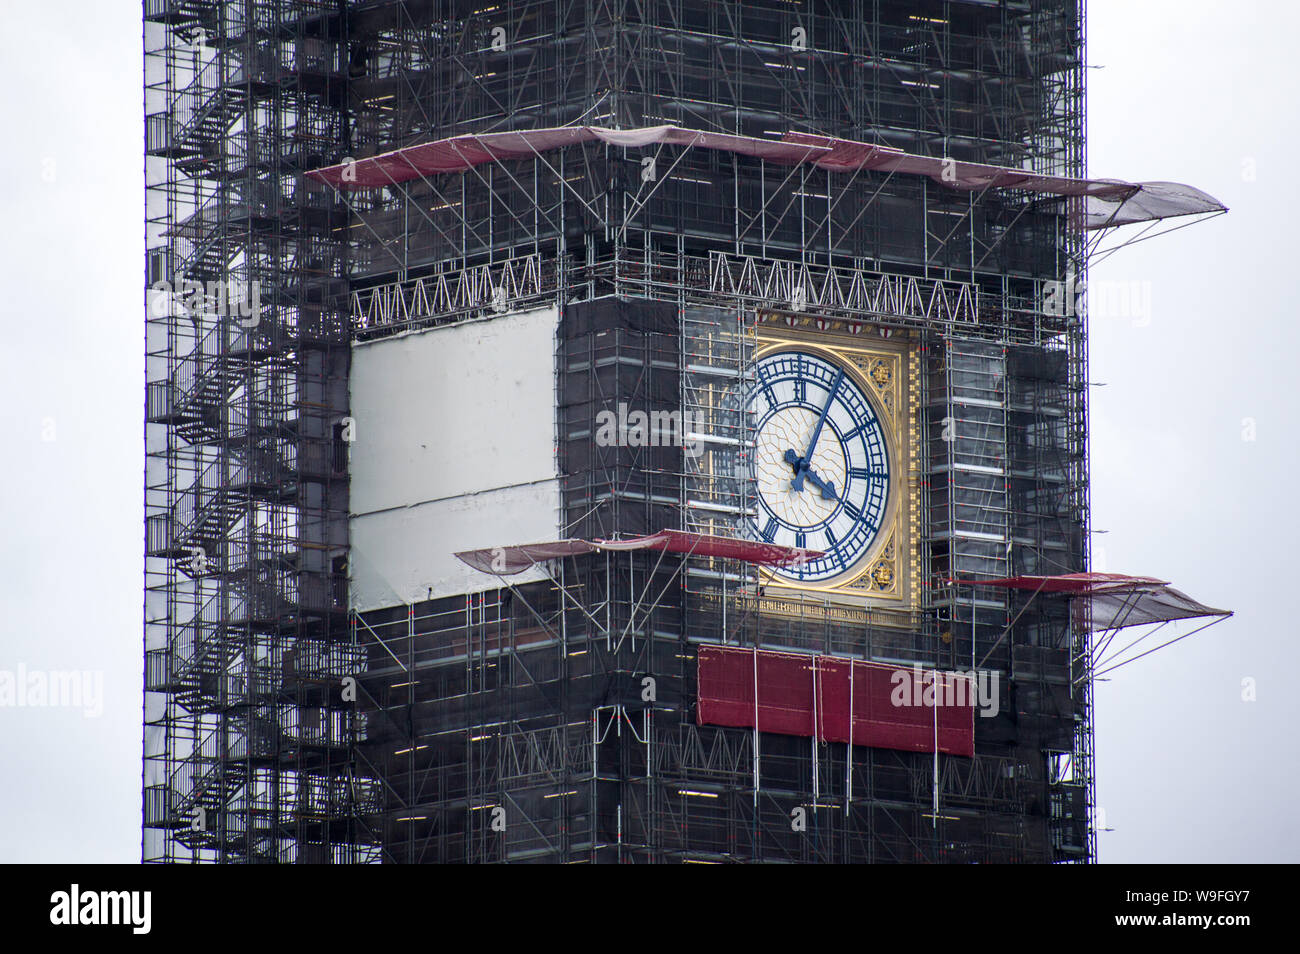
145;0;1225;865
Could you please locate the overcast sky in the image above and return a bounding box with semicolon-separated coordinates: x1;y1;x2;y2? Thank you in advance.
0;1;1294;864
1087;1;1298;863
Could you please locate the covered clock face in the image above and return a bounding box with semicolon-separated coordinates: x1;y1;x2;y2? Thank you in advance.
746;349;890;583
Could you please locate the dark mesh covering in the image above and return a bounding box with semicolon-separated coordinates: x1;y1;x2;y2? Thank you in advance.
559;297;683;539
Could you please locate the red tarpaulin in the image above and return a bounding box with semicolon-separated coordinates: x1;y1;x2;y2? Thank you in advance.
306;124;829;188
305;124;1225;230
697;645;974;757
455;530;823;575
951;572;1169;594
782;131;1135;198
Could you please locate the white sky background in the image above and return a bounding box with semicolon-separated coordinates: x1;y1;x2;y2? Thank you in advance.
0;1;1294;863
1087;1;1299;862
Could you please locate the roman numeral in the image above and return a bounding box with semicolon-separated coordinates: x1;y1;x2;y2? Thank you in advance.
752;377;777;410
761;518;778;543
849;467;886;480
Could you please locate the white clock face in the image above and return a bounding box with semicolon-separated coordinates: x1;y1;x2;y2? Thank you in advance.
746;349;890;583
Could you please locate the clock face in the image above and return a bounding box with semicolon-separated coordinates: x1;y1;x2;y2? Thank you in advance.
746;349;890;583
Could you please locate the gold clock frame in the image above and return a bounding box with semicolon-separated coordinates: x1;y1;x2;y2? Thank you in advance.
752;317;920;611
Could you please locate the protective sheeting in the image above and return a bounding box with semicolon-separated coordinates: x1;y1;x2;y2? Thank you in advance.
1081;181;1227;229
306;124;829;189
953;572;1169;594
697;646;974;757
306;123;1224;229
951;572;1231;632
455;539;594;576
1079;585;1231;633
351;481;562;610
455;529;823;575
597;529;821;564
781;131;1134;198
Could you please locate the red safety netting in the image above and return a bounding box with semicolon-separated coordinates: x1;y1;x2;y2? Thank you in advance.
305;124;1224;229
454;530;823;575
306;124;828;188
697;646;975;757
950;572;1230;632
782;131;1135;198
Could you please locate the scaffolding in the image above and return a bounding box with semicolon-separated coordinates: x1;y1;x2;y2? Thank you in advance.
140;0;1221;864
143;0;366;862
353;540;1042;863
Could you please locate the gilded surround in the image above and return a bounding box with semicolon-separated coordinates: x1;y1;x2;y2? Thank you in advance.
750;312;920;613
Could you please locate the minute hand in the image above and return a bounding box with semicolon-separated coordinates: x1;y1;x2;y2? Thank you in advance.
791;368;844;492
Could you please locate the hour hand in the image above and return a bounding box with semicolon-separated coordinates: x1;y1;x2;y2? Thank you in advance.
783;449;837;501
802;467;838;501
784;448;810;489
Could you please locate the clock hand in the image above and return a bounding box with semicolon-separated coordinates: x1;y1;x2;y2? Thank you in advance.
782;449;838;501
791;367;844;492
802;467;838;501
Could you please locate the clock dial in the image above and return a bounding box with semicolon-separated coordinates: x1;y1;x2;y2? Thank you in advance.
747;349;890;583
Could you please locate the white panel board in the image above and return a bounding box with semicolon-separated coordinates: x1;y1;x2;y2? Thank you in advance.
349;306;557;515
349;481;560;610
348;307;560;610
